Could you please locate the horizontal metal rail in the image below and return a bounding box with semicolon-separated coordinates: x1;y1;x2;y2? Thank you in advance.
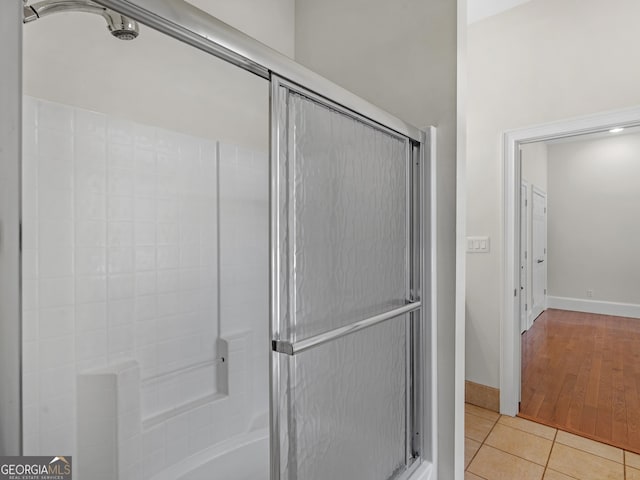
272;301;421;356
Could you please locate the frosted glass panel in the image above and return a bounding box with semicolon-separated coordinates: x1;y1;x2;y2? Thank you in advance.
272;80;419;480
284;92;408;341
279;319;407;480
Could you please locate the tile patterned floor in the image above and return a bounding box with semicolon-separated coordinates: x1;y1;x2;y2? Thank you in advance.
465;403;640;480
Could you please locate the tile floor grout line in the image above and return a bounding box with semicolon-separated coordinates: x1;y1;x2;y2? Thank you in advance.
533;419;640;458
479;443;555;477
483;418;558;469
464;436;484;472
546;431;625;480
467;412;553;475
495;419;556;442
465;412;500;476
483;438;554;472
466;442;491;480
542;428;559;480
470;415;559;478
466;409;501;424
554;433;626;466
464;407;500;444
502;416;558;441
466;404;630;480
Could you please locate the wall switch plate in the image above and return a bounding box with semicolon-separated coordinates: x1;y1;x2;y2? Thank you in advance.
467;236;490;253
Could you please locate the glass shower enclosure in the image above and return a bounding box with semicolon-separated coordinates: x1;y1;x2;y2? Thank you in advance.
0;0;434;479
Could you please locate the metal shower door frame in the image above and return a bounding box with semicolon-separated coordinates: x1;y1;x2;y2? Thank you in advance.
269;75;428;480
0;0;23;456
5;0;436;475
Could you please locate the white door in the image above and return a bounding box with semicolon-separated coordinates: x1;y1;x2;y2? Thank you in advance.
531;188;547;322
520;181;528;333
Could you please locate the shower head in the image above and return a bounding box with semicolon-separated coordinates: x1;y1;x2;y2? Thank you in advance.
23;0;139;40
103;8;139;40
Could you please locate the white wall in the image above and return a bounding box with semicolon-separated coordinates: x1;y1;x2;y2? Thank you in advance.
23;0;296;150
467;0;531;24
547;133;640;305
466;0;640;389
295;0;461;476
188;0;294;58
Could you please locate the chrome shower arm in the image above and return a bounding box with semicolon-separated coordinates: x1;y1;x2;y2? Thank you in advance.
23;0;139;40
25;0;105;22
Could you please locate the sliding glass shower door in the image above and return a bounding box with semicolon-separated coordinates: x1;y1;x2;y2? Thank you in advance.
270;76;423;480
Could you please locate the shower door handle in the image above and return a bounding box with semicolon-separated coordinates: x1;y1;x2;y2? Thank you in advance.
272;300;421;356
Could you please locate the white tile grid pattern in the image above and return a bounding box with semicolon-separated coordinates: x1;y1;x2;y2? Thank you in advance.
22;96;269;476
218;143;270;423
139;332;252;480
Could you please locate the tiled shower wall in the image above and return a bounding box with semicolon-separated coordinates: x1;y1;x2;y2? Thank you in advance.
218;143;269;420
21;96;269;473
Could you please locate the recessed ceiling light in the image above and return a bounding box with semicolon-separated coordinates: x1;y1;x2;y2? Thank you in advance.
609;127;624;133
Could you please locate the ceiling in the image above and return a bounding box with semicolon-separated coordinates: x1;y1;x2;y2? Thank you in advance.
467;0;532;24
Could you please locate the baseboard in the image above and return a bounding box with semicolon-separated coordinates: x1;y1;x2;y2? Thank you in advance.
465;380;500;412
547;296;640;319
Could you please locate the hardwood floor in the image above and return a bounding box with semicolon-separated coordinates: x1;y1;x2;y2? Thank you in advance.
520;308;640;454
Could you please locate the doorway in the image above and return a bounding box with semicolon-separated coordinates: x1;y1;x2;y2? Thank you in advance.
500;106;640;417
502;109;640;454
519;144;549;334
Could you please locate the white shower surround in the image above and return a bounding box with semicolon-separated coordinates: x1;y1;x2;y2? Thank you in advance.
151;421;269;480
21;95;269;477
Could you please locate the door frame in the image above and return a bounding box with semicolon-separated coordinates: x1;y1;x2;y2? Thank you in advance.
519;180;528;333
501;105;640;416
530;186;547;323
